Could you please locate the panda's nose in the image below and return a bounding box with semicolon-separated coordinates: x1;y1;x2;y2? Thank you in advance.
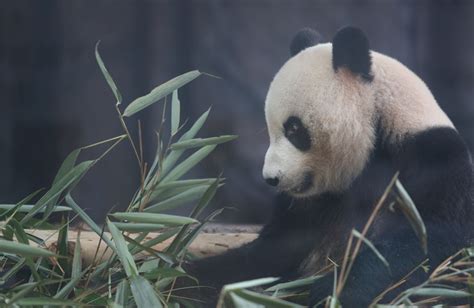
265;177;279;187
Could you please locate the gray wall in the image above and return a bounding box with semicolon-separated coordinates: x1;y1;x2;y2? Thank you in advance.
1;1;473;222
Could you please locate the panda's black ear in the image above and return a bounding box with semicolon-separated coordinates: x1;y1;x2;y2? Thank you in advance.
332;26;373;81
290;28;323;56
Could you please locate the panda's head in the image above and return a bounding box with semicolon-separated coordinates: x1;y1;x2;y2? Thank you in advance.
262;26;452;198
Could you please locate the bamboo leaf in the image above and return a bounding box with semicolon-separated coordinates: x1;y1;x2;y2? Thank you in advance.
352;229;390;269
107;219;138;277
115;279;131;307
232;289;303;308
189;177;220;218
154;178;222;191
0;204;72;213
170;135;237;150
266;276;323;292
143;267;189;280
0;189;43;220
8;219;44;283
42;149;82;221
166;178;221;255
95;41;122;105
171;90;180;135
53;149;81;185
144;185;210;213
161;108;210;176
72;231;82;279
130;229;179;255
54;269;88;299
111;212;198;226
65;194;115;250
410;287;471;298
223;277;279;292
113;223;166;233
15;297;81;306
0;240;54;257
129;275;163;308
21;160;94;224
144;133;163;187
395;180;427;253
174;208;223;257
162;145;216;183
57;217;70;274
123;70;201;117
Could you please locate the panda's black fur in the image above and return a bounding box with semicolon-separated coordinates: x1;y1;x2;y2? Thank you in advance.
186;27;474;307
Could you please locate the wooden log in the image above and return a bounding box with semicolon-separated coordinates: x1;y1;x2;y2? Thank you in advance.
29;225;259;265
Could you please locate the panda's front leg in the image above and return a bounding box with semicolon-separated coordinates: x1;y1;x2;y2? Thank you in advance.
310;224;460;307
182;222;312;306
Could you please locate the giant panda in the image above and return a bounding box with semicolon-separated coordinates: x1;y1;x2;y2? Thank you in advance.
186;26;474;307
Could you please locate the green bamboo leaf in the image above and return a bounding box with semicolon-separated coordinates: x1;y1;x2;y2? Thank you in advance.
111;212;198;226
266;276;323;292
223;277;279;292
161;108;210;176
54;269;88;299
0;189;43;220
171;90;180;135
130;229;179;255
0;258;26;284
57;217;70;274
143;267;189;280
395;180;427;253
229;291;262;308
21;160;94;224
144;133;163;187
149;183;213;204
123;70;201;117
409;287;471;298
107;219;138;277
174;208;224;258
113;222;167;232
42;149;82;220
8;219;43;283
14;297;80;306
166;178;221;255
72;231;82;279
352;229;390;269
190;177;220;218
65;194;115;250
95;41;122;105
130;275;163;308
7;282;40;304
0;204;72;213
170;135;237;150
0;239;54;257
154;178;222;191
114;279;131;307
232;289;301;308
162;145;216;183
144;185;210;213
53;149;81;185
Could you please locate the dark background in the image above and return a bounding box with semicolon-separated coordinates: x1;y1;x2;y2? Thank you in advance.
1;1;473;223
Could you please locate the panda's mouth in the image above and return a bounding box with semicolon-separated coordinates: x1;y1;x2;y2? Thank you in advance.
289;172;313;194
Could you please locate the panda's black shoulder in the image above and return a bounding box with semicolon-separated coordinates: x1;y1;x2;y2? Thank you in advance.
396;127;471;167
393;127;474;225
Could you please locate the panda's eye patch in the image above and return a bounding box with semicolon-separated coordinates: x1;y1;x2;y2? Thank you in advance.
283;116;311;151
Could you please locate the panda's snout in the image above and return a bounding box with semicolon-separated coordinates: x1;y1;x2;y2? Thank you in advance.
264;177;279;187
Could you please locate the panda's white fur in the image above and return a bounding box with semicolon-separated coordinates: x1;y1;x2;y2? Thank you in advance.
263;43;453;198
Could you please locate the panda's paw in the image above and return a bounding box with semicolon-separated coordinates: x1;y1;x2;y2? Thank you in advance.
308;274;334;307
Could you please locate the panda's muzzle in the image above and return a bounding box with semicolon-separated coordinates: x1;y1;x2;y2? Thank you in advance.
291;171;313;194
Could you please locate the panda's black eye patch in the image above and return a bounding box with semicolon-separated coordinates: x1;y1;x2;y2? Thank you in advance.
283;116;311;151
